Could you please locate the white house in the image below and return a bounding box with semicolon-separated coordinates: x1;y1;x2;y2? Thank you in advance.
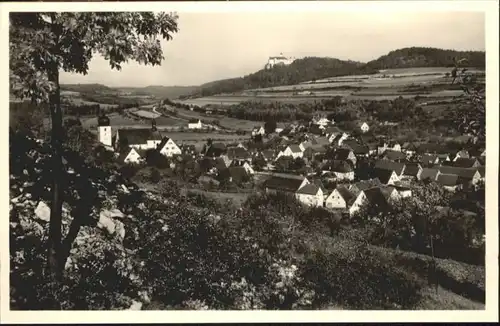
325;186;362;213
276;145;304;159
314;117;332;128
453;150;470;162
295;183;324;207
263;174;309;195
359;122;370;133
252;126;265;136
188;119;203;130
118;147;143;164
157;137;182;157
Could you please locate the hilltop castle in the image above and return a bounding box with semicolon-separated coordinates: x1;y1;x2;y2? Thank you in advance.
266;53;295;69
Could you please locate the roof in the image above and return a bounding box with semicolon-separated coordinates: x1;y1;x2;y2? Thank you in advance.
330;160;354;173
438;166;479;179
188;119;200;123
402;142;418;150
97;115;110;126
333;148;354;161
478;166;485;177
436;173;460;186
205;143;227;157
117;128;162;145
325;126;342;134
228;166;249;183
455;150;470;158
373;168;396;184
417;143;443;154
364;187;390;205
420;168;440;181
288;144;303;153
352;178;382;191
452;158;479;168
420;154;438;164
342;140;369;155
157;137;173;150
383;150;407;161
296;183;321;195
269;56;289;60
335;186;357;205
374;159;405;175
263;174;307;193
261;149;276;160
403;163;422;176
227;147;250;160
214;157;228;170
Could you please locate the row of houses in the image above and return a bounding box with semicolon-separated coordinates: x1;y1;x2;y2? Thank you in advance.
262;173;402;216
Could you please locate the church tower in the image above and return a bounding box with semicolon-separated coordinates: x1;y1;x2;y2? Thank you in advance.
97;114;112;148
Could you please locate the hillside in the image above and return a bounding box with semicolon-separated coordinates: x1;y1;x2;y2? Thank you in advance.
188;47;486;98
118;85;199;99
365;47;486;70
189;57;378;98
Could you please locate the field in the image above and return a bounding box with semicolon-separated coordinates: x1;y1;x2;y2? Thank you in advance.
178;67;485;106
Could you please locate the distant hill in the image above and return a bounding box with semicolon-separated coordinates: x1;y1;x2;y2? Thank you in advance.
365;47;486;70
190;57;378;98
118;85;199;99
61;83;112;93
189;47;486;98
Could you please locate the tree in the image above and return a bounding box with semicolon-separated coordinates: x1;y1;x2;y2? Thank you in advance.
9;12;179;284
264;120;277;135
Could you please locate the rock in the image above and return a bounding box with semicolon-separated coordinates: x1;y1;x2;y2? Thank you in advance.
97;212;116;235
34;201;51;222
65;257;73;270
128;300;142;310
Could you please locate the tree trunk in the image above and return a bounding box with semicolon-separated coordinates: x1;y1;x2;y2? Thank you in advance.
47;64;64;283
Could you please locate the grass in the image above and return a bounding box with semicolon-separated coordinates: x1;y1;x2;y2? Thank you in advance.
182;188;250;207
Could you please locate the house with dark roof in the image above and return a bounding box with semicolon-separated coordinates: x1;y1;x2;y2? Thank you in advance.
276;144;304;159
419;154;440;166
309;124;324;136
364;186;399;209
450;157;481;168
227;166;251;184
436;174;463;192
372;168;400;185
263;174;309;195
383;150;407;162
332;148;357;166
115;128;163;150
401;142;418;157
342;139;370;157
438;166;481;185
322;160;355;181
452;150;470;161
157;137;182;157
401;162;423;180
374;159;406;176
295;183;324;207
229;160;255;175
251;126;265;136
325;186;366;216
325;126;342;138
117;147;144;164
349;178;383;195
260;149;276;162
205;142;227;158
419;168;440;182
227;147;251;163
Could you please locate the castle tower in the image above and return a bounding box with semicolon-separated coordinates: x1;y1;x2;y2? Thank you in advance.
97;114;112;147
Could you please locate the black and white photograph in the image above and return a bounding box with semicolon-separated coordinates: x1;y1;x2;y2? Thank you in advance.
2;0;498;322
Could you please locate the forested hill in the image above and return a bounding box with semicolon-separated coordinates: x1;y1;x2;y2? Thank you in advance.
188;57;377;98
187;47;486;98
365;47;486;70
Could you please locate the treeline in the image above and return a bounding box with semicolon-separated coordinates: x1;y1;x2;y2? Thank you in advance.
365;47;486;70
190;57;378;98
189;47;486;98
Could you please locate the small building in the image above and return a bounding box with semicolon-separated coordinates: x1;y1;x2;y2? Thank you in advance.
450;157;481;168
276;144;304;159
374;159;406;177
117;147;143;164
323;160;355;181
252;126;265;136
359;122;370;133
114;127;163;151
383;150;407;162
436;174;463;192
325;186;365;216
205;143;227;158
419;154;440;166
295;183;324;207
157;137;182;157
372;168;400;185
419;168;441;182
349;178;383;195
438;166;481;186
263;174;309;195
342;139;370;157
453;150;470;162
227;147;252;163
332;148;357;166
188;119;203;130
227;166;251;184
401;162;423;181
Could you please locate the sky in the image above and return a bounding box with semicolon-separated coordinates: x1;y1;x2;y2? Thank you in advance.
59;11;485;87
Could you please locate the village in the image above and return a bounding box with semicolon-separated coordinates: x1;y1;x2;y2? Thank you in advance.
96;109;486;219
